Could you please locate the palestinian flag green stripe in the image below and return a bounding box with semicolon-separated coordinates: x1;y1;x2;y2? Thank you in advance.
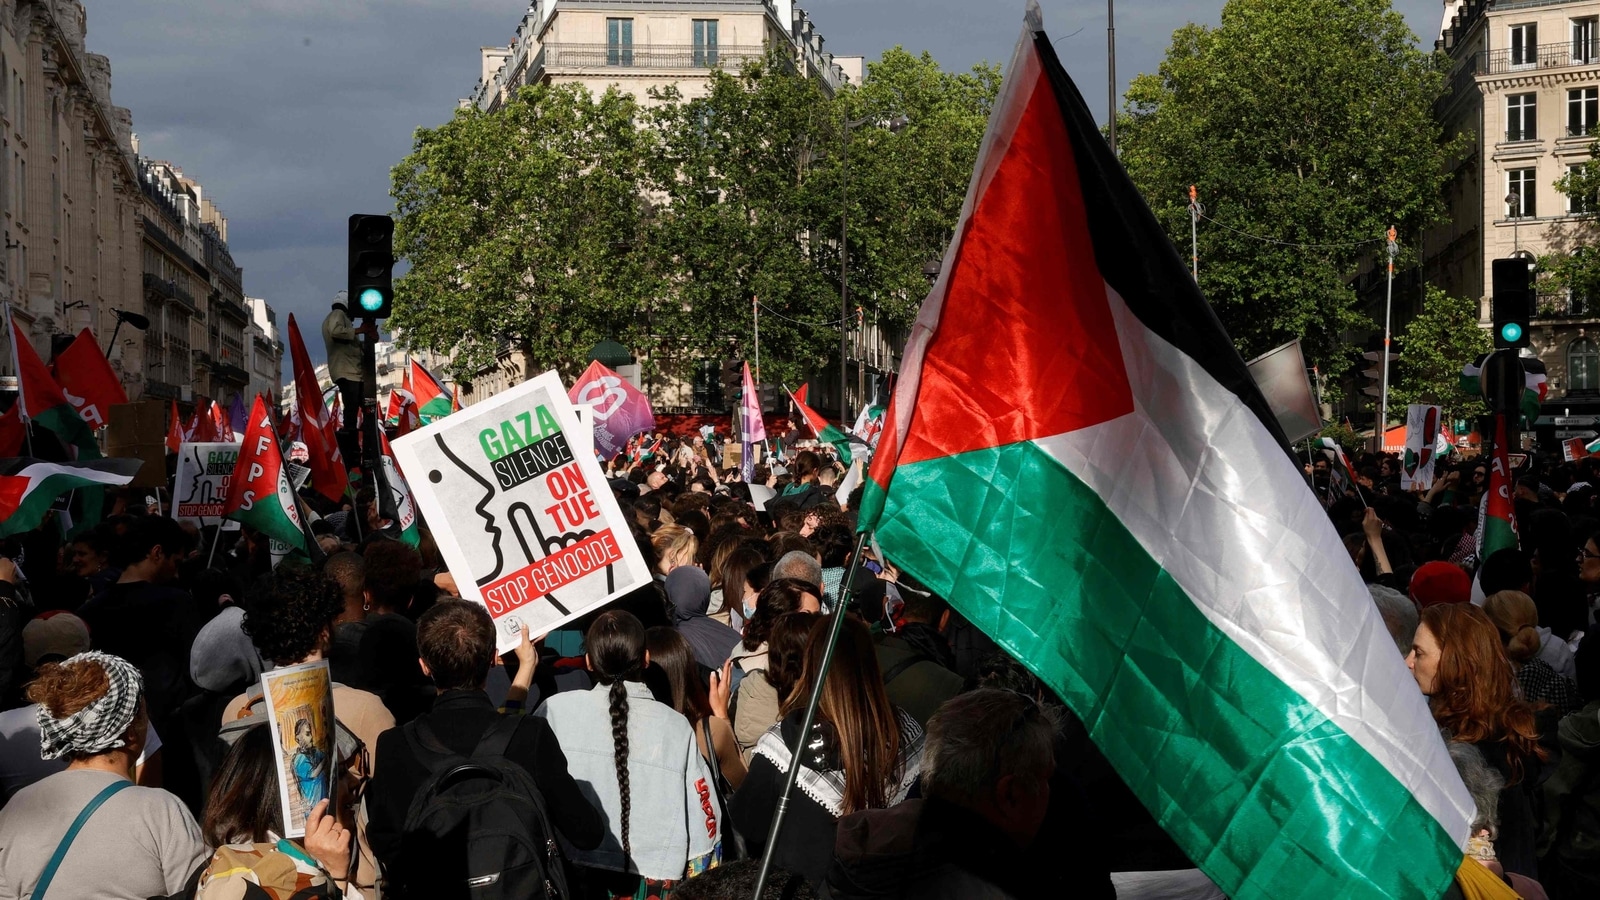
34;402;100;459
869;442;1462;898
0;459;140;538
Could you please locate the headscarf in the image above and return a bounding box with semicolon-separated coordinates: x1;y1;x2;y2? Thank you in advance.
665;566;741;671
37;651;144;760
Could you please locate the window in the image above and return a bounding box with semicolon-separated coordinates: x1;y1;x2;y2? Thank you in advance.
1511;23;1540;68
1509;168;1538;217
1572;88;1599;136
606;18;633;67
1508;93;1538;141
1577;18;1598;63
693;19;719;66
1572;339;1600;390
1569;165;1598;214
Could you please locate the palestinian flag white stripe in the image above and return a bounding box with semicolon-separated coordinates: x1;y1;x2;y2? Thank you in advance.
1037;286;1472;836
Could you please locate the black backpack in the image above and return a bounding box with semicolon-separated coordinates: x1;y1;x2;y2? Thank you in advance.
390;715;569;900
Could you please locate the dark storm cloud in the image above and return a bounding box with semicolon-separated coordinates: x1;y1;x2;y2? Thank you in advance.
81;0;1444;373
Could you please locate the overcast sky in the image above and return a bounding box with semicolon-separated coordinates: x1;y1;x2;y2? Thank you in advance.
82;0;1443;373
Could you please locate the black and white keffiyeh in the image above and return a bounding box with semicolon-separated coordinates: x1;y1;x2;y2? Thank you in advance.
753;706;924;817
37;651;143;760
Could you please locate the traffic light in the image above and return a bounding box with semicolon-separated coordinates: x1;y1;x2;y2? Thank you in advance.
348;214;395;319
719;360;742;408
1492;257;1533;349
1360;347;1401;399
757;383;781;413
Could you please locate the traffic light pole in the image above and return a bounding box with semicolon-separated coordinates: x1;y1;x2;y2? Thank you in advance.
361;321;381;519
1377;227;1396;454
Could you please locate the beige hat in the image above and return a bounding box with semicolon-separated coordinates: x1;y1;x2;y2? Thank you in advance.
22;612;91;668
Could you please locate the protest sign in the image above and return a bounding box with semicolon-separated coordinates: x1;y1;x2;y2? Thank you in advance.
260;660;335;839
1401;404;1441;492
393;370;652;652
173;441;242;532
569;360;654;459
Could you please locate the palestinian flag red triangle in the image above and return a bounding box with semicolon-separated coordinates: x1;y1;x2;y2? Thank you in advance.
857;5;1472;899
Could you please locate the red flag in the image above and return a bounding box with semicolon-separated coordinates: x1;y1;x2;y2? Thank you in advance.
223;395;307;552
52;329;127;431
286;314;347;502
166;400;183;454
188;402;218;443
450;383;462;413
213;401;236;443
6;307;97;457
0;404;23;457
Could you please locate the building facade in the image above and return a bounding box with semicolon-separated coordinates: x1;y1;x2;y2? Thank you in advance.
0;0;148;403
1433;0;1600;426
244;295;281;405
464;0;859;112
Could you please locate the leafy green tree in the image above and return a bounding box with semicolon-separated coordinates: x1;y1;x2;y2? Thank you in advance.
1389;286;1490;420
1118;0;1463;368
1543;159;1600;308
389;83;658;383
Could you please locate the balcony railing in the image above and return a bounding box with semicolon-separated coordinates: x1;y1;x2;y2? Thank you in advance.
1536;294;1600;319
213;294;250;323
538;42;766;74
1485;41;1600;76
1506;128;1539;142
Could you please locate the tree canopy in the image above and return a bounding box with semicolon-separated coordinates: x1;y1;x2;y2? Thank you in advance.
388;49;999;394
1118;0;1462;367
1390;286;1490;421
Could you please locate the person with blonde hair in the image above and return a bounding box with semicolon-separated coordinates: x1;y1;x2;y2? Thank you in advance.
1482;590;1583;716
651;524;699;581
0;652;207;898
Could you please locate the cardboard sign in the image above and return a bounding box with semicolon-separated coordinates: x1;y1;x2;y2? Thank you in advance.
260;660;335;839
393;370;652;652
173;441;243;532
1401;405;1441;492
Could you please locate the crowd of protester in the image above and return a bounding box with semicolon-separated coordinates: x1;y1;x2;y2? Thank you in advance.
2;428;1599;898
1320;446;1600;900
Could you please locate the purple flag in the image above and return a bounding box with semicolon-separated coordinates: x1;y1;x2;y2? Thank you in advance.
569;360;655;460
229;392;248;436
740;361;764;481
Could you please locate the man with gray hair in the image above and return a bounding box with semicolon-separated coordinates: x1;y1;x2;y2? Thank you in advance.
827;688;1071;898
1368;584;1419;655
772;551;824;596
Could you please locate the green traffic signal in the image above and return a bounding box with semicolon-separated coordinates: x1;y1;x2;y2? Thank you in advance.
1500;322;1523;343
359;288;385;313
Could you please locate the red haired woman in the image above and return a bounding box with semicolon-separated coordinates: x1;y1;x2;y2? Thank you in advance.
1407;603;1549;880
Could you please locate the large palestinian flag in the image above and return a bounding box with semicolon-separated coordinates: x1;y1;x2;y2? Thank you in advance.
858;8;1472;900
409;358;453;421
6;305;100;459
0;458;141;538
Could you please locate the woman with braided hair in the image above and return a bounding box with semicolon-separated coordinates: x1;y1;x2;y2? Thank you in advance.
536;610;721;898
0;651;208;898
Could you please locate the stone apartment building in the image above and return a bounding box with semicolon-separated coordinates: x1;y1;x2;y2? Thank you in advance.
0;0;147;401
244;295;282;406
457;0;871;414
0;0;260;430
1432;0;1600;433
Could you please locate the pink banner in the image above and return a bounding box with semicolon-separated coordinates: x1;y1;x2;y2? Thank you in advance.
569;360;655;460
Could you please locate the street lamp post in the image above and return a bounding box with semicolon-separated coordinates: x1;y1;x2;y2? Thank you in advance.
841;112;908;425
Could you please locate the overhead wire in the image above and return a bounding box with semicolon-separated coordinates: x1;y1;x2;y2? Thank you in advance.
755;300;849;329
1194;210;1388;251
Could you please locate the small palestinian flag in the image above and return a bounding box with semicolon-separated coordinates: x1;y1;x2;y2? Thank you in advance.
409;358;453;421
786;383;859;464
1479;415;1518;559
223;395;307;553
5;304;99;459
857;6;1472;898
165;400;183;455
0;458;141;538
1460;353;1547;424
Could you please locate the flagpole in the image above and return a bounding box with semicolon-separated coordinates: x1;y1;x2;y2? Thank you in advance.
4;302;35;458
750;530;872;900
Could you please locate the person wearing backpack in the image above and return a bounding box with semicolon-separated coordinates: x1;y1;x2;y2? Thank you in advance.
535;610;722;899
365;600;602;899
